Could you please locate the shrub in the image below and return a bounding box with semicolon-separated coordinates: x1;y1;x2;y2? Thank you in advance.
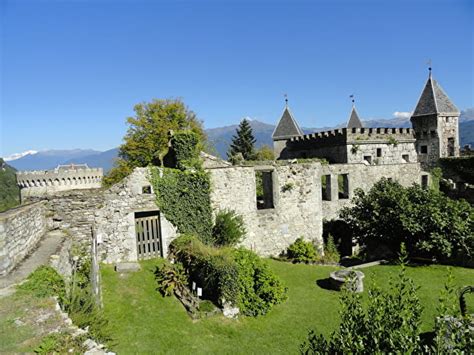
301;247;423;354
212;210;246;247
155;261;187;297
233;248;288;316
169;235;287;316
287;237;318;263
34;332;86;354
169;235;239;305
320;234;340;264
340;178;474;262
17;266;65;302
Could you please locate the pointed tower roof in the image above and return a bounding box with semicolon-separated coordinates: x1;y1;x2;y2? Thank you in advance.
347;106;363;128
272;105;303;140
412;74;459;117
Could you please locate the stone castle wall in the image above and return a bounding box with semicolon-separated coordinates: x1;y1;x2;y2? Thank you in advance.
17;167;103;200
0;201;48;276
95;168;177;263
320;162;427;220
208;163;323;256
280;127;417;165
25;168;177;264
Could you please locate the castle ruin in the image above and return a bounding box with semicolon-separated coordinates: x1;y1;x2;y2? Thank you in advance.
0;71;460;275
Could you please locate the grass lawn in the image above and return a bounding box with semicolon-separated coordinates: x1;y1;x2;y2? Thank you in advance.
101;259;473;354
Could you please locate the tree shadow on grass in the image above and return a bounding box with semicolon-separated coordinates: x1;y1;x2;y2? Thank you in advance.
316;278;335;291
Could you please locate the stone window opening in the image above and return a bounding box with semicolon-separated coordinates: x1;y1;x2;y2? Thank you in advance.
338;174;349;200
420;145;428;154
364;155;372;164
421;175;429;189
376;148;382;157
142;185;152;194
256;170;274;210
402;154;409;162
321;175;331;201
430;130;436;138
447;138;455;157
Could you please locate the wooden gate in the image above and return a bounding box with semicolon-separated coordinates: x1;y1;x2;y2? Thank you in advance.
135;211;162;259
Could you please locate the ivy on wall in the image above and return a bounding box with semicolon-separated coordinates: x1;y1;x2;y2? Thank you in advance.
164;131;202;171
150;167;213;244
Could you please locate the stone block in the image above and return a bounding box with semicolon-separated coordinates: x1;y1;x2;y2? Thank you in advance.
115;262;141;273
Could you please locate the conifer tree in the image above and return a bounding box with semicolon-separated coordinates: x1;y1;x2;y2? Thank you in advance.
228;118;256;161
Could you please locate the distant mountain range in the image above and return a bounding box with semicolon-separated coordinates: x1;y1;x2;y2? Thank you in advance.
4;109;474;172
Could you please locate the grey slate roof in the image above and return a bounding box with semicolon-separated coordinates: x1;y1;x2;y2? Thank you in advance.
272;106;303;140
347;106;363;128
412;76;459;117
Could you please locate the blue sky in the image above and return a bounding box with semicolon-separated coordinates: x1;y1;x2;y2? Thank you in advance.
1;0;473;157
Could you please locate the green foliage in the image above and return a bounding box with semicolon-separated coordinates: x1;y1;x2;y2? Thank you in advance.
340;178;474;262
233;248;288;316
169;234;239;306
281;182;294;192
102;158;133;188
34;332;86;354
212;209;246;247
0;159;20;212
430;166;443;191
439;156;474;183
287;238;318;263
104;98;206;185
154;261;187;297
17;266;66;302
228;118;256;161
64;256;112;344
430;270;473;353
165;131;202;170
321;234;340;263
151;167;213;244
301;247;423;354
255;145;275;161
387;136;399;146
169;235;287;316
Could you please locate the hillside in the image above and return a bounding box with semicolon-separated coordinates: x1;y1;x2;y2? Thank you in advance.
0;159;20;212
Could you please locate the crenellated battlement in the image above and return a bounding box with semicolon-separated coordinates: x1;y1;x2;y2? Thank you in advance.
16;164;103;200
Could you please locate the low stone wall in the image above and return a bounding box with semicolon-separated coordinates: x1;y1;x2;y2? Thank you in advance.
0;201;48;276
208;163;323;256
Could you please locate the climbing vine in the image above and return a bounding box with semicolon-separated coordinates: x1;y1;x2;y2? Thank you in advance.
150;167;213;244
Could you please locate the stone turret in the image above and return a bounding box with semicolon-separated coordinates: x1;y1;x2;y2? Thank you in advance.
16;164;103;201
272;104;303;158
411;71;460;166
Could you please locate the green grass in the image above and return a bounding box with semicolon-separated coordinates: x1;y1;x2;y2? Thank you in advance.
101;259;474;354
0;293;65;353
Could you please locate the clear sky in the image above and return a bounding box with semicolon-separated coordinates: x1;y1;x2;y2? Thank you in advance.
1;0;473;157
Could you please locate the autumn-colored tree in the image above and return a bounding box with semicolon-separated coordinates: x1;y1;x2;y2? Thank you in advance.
103;98;206;186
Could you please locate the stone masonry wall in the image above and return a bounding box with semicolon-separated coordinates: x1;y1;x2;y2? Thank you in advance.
95;168;178;263
208;163;323;256
320;162;427;220
0;201;48;276
346;141;418;165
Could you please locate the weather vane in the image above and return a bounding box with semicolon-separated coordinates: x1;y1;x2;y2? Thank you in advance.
427;59;432;76
284;93;288;106
349;94;355;105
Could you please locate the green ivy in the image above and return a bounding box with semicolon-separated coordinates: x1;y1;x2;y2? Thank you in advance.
151;167;213;244
168;131;202;170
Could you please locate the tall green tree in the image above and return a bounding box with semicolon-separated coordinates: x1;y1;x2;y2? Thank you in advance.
228;118;256;161
0;159;20;212
103;98;206;186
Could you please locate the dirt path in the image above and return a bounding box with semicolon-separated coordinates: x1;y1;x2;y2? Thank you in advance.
0;230;65;297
